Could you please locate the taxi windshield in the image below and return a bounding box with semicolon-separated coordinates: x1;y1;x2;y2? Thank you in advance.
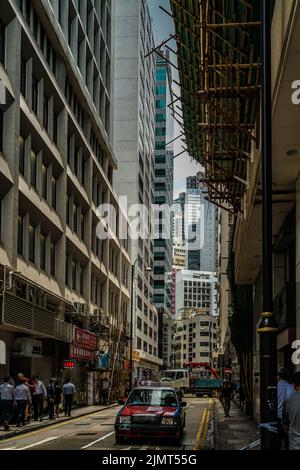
127;389;178;407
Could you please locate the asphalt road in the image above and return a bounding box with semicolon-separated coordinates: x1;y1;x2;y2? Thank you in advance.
0;396;210;451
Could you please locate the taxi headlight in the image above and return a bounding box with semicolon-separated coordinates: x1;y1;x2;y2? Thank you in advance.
161;417;176;425
118;416;131;424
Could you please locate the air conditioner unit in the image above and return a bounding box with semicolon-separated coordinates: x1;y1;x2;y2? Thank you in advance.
11;338;42;358
74;302;85;314
90;307;99;317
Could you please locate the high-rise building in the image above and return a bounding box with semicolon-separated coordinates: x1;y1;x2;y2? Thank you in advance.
175;270;218;318
0;0;131;402
173;310;218;368
172;192;185;243
186;172;217;272
113;0;162;379
153;49;174;368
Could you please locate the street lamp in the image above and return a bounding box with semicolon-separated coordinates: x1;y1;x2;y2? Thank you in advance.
257;0;278;450
129;258;152;390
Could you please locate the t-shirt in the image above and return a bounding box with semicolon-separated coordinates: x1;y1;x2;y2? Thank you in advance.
282;392;300;450
221;386;233;399
63;383;75;395
277;380;294;419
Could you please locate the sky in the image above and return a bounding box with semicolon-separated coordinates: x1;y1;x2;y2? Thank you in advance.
148;0;202;198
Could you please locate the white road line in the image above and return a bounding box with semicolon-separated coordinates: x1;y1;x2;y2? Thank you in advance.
18;436;60;450
1;447;17;450
81;431;114;449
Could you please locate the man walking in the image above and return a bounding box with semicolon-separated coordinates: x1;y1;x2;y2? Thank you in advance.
0;376;14;431
102;377;109;405
219;380;234;417
63;378;75;417
283;372;300;450
47;378;56;420
14;377;32;427
277;368;294;449
32;375;47;421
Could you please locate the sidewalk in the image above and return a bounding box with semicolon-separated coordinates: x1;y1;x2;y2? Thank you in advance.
0;403;118;441
214;399;260;450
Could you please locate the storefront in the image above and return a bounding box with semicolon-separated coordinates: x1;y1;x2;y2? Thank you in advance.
132;350;163;384
63;327;98;406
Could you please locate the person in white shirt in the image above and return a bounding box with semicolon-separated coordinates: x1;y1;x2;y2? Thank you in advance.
32;375;47;422
0;376;14;431
63;379;76;417
14;378;32;427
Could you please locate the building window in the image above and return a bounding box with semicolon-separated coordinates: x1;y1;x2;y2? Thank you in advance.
19;136;25;174
20;56;26;97
143;341;147;353
0;20;5;66
65;256;69;285
17;215;23;255
32;76;38;114
72;260;76;290
79;264;84;295
50;242;55;276
52;176;57;209
41;163;47;200
40;234;46;270
30;150;37;188
53;111;58;145
137;317;142;331
43;95;48;130
28;224;35;263
73;204;78;233
137;337;142;349
80;213;84;241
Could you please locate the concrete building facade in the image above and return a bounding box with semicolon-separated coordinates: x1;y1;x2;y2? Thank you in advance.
112;0;162;379
175;270;218;318
173;309;218;368
0;0;131;403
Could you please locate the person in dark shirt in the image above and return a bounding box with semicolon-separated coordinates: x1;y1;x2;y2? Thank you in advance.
219;381;234;417
54;380;62;418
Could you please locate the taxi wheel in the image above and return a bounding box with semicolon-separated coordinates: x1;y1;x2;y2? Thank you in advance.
115;435;124;444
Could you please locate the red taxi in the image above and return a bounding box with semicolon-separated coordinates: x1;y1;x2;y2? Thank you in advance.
114;386;186;445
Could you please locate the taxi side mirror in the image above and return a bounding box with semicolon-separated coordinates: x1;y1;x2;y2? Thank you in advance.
181;401;187;407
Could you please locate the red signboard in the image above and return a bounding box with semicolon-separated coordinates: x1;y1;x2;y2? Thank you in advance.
63;359;76;369
70;327;98;362
74;327;97;350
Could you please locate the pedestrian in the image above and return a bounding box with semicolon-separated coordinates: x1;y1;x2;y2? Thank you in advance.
32;375;47;421
47;378;56;419
277;368;294;449
54;379;62;418
219;380;234;417
102;377;109;405
99;378;104;405
14;377;32;427
282;371;300;450
63;378;75;417
0;376;14;431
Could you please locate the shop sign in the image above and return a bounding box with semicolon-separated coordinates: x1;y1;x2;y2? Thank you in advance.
74;327;97;349
132;350;140;362
63;359;76;369
70;345;95;362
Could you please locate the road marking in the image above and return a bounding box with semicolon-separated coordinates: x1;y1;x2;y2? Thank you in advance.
0;408;117;445
18;436;60;450
193;398;213;450
1;446;17;450
81;431;114;449
193;409;207;450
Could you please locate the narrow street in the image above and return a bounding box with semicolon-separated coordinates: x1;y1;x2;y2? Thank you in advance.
0;397;210;451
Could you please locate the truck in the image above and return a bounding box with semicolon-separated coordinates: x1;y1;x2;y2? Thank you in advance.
160;369;190;395
185;362;222;397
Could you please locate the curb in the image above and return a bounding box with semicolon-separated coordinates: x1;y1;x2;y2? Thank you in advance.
0;403;118;441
